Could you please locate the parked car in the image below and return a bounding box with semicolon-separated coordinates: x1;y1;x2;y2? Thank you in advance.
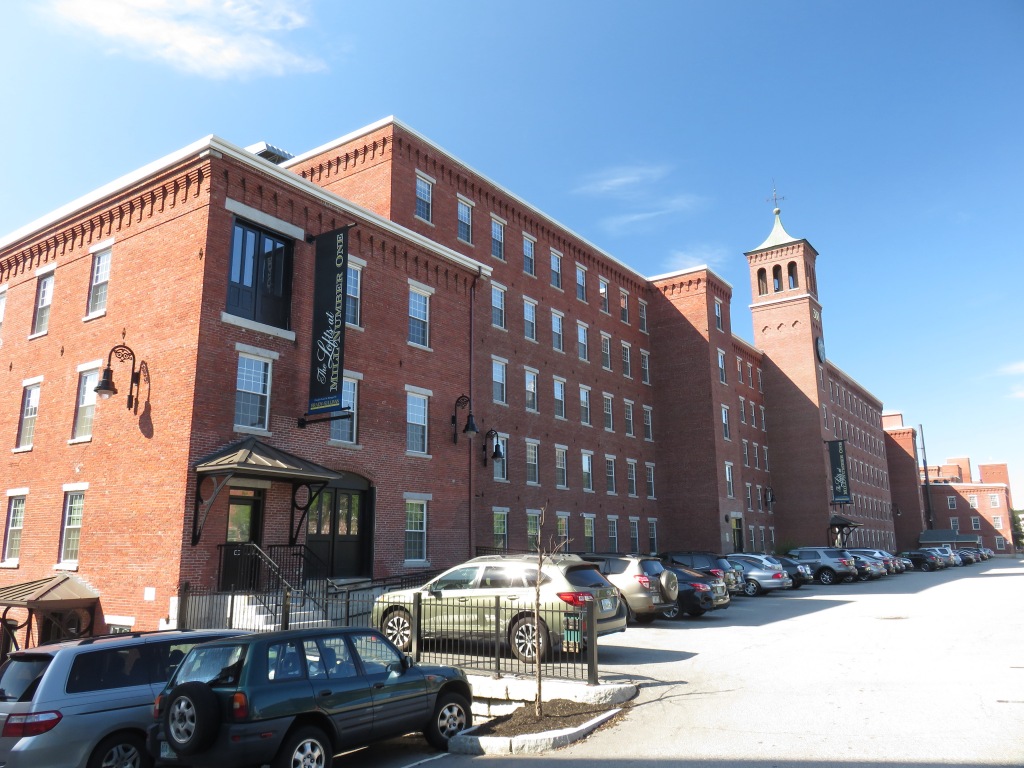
660;551;742;595
852;554;886;580
787;547;858;585
0;629;241;768
922;547;956;567
774;555;814;588
959;547;988;561
726;555;793;595
148;627;471;767
956;550;978;565
662;565;730;618
898;550;944;571
580;554;679;623
372;554;626;662
850;549;902;574
897;556;915;571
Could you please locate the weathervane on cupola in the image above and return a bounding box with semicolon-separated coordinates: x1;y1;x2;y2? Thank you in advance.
766;179;785;214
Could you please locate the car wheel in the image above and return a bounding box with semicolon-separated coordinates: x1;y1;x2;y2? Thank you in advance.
272;726;332;768
920;562;932;572
634;613;657;624
659;569;679;602
662;601;682;620
817;568;836;585
382;608;413;652
424;691;472;750
790;581;802;589
685;608;707;617
164;682;220;756
858;571;870;582
511;616;550;663
88;732;152;768
742;579;761;596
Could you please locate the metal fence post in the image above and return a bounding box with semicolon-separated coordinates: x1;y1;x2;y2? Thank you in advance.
411;592;421;662
178;582;191;630
282;586;292;631
586;599;598;686
493;596;502;678
227;584;235;629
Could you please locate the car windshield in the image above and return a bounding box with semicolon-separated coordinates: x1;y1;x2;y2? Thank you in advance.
638;559;666;576
714;558;734;571
671;566;706;579
175;644;247;688
0;655;50;702
564;565;613;589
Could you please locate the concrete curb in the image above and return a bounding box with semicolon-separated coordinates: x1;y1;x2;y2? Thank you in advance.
450;708;621;755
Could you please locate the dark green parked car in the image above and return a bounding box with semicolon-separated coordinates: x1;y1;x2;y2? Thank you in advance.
147;627;472;768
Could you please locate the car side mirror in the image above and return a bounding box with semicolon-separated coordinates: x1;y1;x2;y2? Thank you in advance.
403;655;413;670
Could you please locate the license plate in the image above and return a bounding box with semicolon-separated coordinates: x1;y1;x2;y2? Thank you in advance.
600;597;615;612
160;742;177;760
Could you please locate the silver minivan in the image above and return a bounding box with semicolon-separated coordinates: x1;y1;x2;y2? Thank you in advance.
0;629;240;768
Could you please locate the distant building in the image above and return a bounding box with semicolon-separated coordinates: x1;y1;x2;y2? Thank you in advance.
920;457;1014;552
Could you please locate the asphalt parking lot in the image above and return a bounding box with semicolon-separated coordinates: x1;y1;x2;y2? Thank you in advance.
369;556;1024;768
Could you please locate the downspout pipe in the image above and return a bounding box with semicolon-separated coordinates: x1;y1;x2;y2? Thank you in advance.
467;267;483;556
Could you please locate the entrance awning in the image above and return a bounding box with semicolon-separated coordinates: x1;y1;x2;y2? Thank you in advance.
828;515;863;547
192;437;342;545
0;574;99;612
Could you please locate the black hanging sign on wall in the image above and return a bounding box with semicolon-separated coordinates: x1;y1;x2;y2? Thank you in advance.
307;225;355;417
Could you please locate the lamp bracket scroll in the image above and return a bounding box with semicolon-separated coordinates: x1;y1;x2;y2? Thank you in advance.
452;394;479;443
94;343;148;411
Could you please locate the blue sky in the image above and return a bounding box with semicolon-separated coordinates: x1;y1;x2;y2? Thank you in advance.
2;1;1022;505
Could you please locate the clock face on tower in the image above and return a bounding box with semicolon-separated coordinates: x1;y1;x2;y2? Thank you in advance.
815;336;826;363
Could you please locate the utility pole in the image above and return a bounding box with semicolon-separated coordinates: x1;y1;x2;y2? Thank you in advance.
919;424;934;529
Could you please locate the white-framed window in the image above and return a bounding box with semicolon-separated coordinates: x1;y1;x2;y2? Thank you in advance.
491;217;505;260
582;451;594;492
493;508;508;550
717;349;727;383
346;259;363;327
404;497;427;561
950;517;960;531
0;286;7;338
947;496;957;510
457;197;473;243
763;446;769;471
526;509;541;551
993;515;1003;530
329;375;359;444
968;494;978;509
742;440;750;467
491;284;506;329
640;350;650;384
523;298;537;341
619;289;629;323
4;494;26;562
760;405;766;431
989;494;1000;508
32;271;55;336
235;352;273;431
551;310;564;351
721;405;731;440
525;368;539;412
971;516;981;530
583;515;596;552
599;278;610;313
648;519;658;554
575;263;587;301
624;401;635;437
580;385;592;425
492;358;507;404
577;322;589;361
757;368;764;392
605;456;617;494
601;333;612;370
626;460;638;496
16;380;41;449
756;484;763;511
525;440;540;484
608;517;619;552
415;173;433;222
553;378;566;419
557;512;570;549
60;489;86;564
714;299;723;331
555;446;568;488
550;249;562;289
629;518;640;553
643;406;653;441
603;393;614;431
523;235;536;276
492;433;509;481
753;442;760;469
645;463;655;499
638;299;648;333
745;483;753;511
736;357;744;384
405;390;429;454
747;362;754;387
72;366;99;441
408;284;431;348
621;342;632;378
739;397;747;423
87;247;111;317
995;536;1006;550
725;462;735;497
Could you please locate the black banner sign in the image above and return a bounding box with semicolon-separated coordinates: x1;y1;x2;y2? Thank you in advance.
827;439;851;504
307;225;353;416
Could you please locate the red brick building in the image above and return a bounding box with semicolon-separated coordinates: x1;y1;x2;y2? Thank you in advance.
1;117;907;647
921;457;1014;552
881;412;929;551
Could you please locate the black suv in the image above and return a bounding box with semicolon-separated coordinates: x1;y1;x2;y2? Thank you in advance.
660;551;741;595
148;627;472;767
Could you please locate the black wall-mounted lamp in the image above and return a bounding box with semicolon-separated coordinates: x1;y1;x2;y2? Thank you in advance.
452;394;479;443
482;429;504;466
94;344;149;410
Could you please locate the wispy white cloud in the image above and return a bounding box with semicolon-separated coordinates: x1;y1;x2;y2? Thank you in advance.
599;194;703;236
574;165;671;197
998;361;1024;376
1010;386;1024;400
660;244;732;272
48;0;325;79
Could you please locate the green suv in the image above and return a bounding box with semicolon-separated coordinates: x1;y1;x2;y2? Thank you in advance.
147;627;471;768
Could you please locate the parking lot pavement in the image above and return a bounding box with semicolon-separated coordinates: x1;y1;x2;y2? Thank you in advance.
434;557;1024;768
